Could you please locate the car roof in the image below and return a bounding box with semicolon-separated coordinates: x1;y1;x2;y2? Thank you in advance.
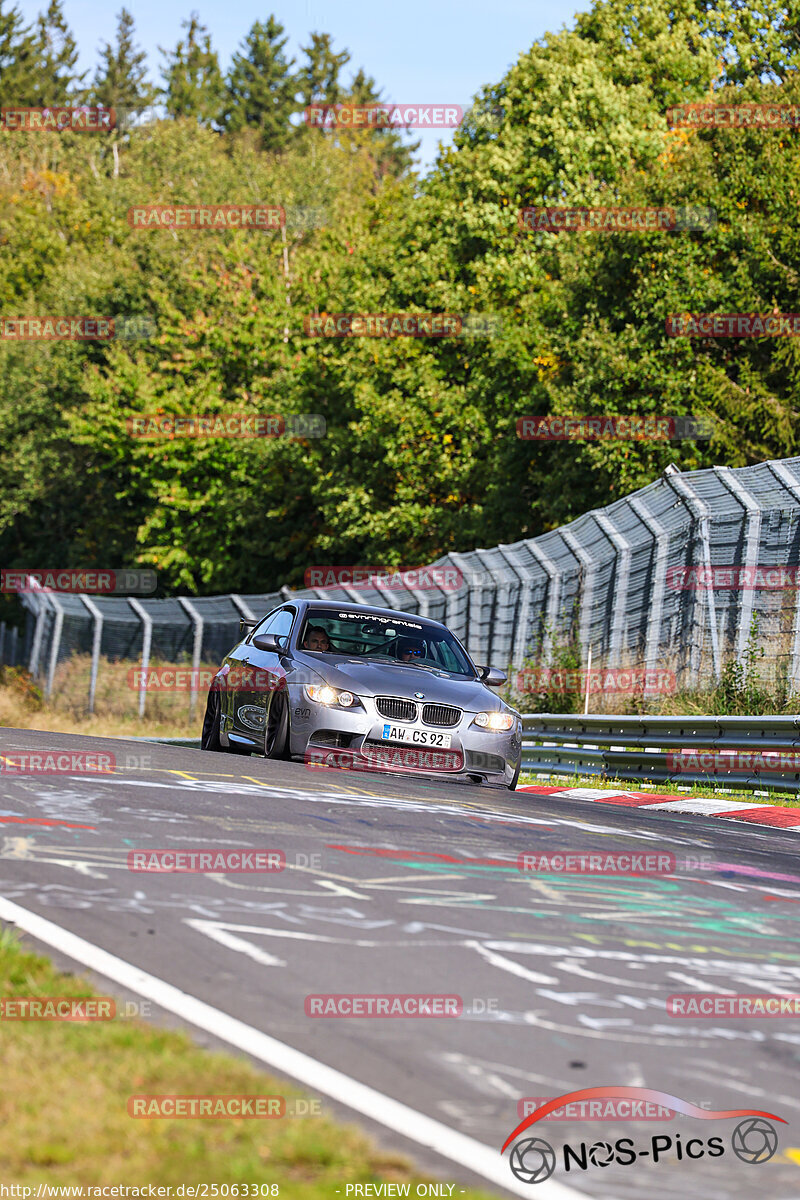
300;598;443;629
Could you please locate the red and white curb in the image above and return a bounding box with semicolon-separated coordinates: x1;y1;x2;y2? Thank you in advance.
517;783;800;831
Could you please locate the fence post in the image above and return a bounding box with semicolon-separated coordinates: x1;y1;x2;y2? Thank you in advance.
664;469;721;683
178;597;204;721
528;543;562;666
766;461;800;692
128;599;152;719
45;593;64;700
80;595;104;715
28;587;48;679
230;594;257;622
630;496;670;677
593;512;632;668
561;528;597;661
8;625;17;667
715;466;761;676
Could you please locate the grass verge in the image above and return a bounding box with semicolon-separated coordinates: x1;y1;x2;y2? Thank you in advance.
0;929;499;1197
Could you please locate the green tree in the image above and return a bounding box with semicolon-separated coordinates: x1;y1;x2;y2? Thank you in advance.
30;0;83;102
224;15;296;148
297;31;349;108
91;8;156;122
160;13;224;126
339;68;419;179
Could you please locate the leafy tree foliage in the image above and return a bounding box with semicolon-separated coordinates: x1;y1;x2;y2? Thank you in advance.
160;13;224;127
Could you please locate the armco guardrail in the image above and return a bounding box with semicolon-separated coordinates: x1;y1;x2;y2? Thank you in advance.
521;713;800;793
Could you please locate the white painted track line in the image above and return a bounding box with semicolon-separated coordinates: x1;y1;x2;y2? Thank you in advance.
0;897;592;1200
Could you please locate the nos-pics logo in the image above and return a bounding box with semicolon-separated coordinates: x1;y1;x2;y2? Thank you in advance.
501;1087;783;1184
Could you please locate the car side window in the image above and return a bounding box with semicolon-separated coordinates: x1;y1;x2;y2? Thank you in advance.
268;608;295;647
249;607;295;646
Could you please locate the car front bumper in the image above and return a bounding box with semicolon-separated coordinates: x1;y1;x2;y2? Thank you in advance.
289;689;521;787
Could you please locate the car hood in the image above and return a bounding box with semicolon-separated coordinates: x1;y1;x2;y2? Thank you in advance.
293;653;506;711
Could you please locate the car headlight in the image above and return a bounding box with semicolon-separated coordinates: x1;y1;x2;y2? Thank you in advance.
305;684;360;708
472;711;515;731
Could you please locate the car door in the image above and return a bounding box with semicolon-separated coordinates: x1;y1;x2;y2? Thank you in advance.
225;607;296;742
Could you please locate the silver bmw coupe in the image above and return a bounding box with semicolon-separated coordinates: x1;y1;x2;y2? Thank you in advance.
201;599;522;789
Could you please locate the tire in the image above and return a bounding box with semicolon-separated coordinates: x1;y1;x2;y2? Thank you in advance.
201;689;222;751
264;689;290;760
508;759;521;791
201;688;252;755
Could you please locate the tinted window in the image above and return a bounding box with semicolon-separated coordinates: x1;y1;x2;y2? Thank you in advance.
297;608;475;677
251;607;295;647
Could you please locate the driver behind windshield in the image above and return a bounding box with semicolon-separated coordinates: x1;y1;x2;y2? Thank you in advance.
303;625;331;652
397;636;426;662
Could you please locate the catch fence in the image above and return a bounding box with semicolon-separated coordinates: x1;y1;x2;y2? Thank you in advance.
6;456;800;716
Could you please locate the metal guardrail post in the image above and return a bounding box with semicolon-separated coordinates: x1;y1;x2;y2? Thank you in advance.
44;593;64;700
766;460;800;692
664;469;721;682
230;595;257;622
629;496;670;675
528;543;561;666
561;528;597;659
715;466;761;675
27;584;47;679
178;597;204;721
128;599;152;719
593;512;632;667
495;544;533;669
79;595;104;715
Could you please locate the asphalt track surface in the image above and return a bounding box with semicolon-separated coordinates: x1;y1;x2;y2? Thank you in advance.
2;728;800;1200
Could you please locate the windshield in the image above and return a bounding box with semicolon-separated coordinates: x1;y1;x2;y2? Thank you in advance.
297;609;476;677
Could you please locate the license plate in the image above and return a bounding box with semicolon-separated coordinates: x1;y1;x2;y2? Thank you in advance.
381;723;452;748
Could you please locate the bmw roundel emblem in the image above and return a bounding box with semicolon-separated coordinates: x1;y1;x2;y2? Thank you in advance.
414;692;425;699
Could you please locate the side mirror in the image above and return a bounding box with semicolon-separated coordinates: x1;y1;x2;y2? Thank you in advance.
479;665;507;687
252;633;284;654
239;618;257;636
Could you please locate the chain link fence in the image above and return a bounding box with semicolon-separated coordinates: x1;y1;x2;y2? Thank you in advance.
6;456;800;716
